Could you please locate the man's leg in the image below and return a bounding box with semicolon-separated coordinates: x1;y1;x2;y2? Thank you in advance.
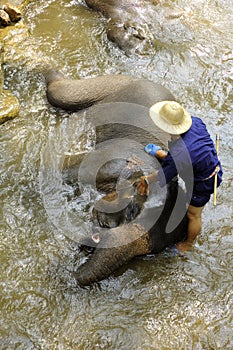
176;204;204;252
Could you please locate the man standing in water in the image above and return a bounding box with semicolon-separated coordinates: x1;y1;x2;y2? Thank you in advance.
137;101;222;252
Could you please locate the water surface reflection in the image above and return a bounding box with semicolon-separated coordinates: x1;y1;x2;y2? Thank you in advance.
1;0;232;348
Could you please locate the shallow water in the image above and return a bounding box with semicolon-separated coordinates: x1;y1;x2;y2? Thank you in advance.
1;0;233;349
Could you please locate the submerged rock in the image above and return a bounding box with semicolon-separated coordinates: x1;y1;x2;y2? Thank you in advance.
0;90;20;124
0;1;32;124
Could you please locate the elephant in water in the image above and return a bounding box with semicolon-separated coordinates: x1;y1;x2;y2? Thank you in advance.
43;69;188;285
83;0;159;53
82;0;187;55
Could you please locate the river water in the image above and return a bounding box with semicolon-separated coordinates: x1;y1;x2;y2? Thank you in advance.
1;0;233;349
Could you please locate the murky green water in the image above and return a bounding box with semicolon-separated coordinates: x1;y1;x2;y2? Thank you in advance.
1;0;233;349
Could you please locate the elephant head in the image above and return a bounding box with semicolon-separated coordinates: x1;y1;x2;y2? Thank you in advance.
74;179;188;286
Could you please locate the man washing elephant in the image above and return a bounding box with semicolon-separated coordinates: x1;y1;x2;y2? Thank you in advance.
137;101;223;253
43;69;223;284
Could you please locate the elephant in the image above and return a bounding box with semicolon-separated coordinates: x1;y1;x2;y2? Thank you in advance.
43;69;188;285
82;0;159;54
44;68;175;112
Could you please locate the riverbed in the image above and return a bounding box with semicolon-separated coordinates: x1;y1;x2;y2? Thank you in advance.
1;0;232;349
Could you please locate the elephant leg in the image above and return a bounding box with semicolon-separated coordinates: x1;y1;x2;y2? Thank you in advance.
44;69;175;111
45;73;135;111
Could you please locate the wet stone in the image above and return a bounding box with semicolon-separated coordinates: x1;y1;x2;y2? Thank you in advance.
0;4;22;27
0;90;20;124
3;4;22;22
0;9;10;26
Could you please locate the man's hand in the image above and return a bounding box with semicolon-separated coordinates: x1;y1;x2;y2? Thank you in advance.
137;176;149;196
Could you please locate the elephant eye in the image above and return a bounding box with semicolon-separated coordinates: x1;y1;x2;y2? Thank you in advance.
91;233;100;244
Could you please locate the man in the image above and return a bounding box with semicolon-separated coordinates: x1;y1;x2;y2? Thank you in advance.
137;101;222;252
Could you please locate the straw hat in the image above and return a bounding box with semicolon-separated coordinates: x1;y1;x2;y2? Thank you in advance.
149;101;192;135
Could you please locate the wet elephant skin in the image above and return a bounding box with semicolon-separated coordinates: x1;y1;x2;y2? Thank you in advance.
44;69;175;111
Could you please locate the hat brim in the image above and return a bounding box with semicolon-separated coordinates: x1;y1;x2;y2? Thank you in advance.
149;101;192;135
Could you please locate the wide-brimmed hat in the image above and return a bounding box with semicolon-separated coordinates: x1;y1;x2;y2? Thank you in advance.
149;101;192;135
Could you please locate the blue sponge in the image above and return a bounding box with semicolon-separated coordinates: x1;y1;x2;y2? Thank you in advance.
145;143;162;156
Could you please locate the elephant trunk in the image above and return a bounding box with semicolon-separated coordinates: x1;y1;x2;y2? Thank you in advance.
74;223;151;286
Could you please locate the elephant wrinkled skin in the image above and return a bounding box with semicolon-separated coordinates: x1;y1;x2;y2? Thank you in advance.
45;69;175;111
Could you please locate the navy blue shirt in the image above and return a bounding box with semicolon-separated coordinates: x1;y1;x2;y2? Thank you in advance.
158;116;222;195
